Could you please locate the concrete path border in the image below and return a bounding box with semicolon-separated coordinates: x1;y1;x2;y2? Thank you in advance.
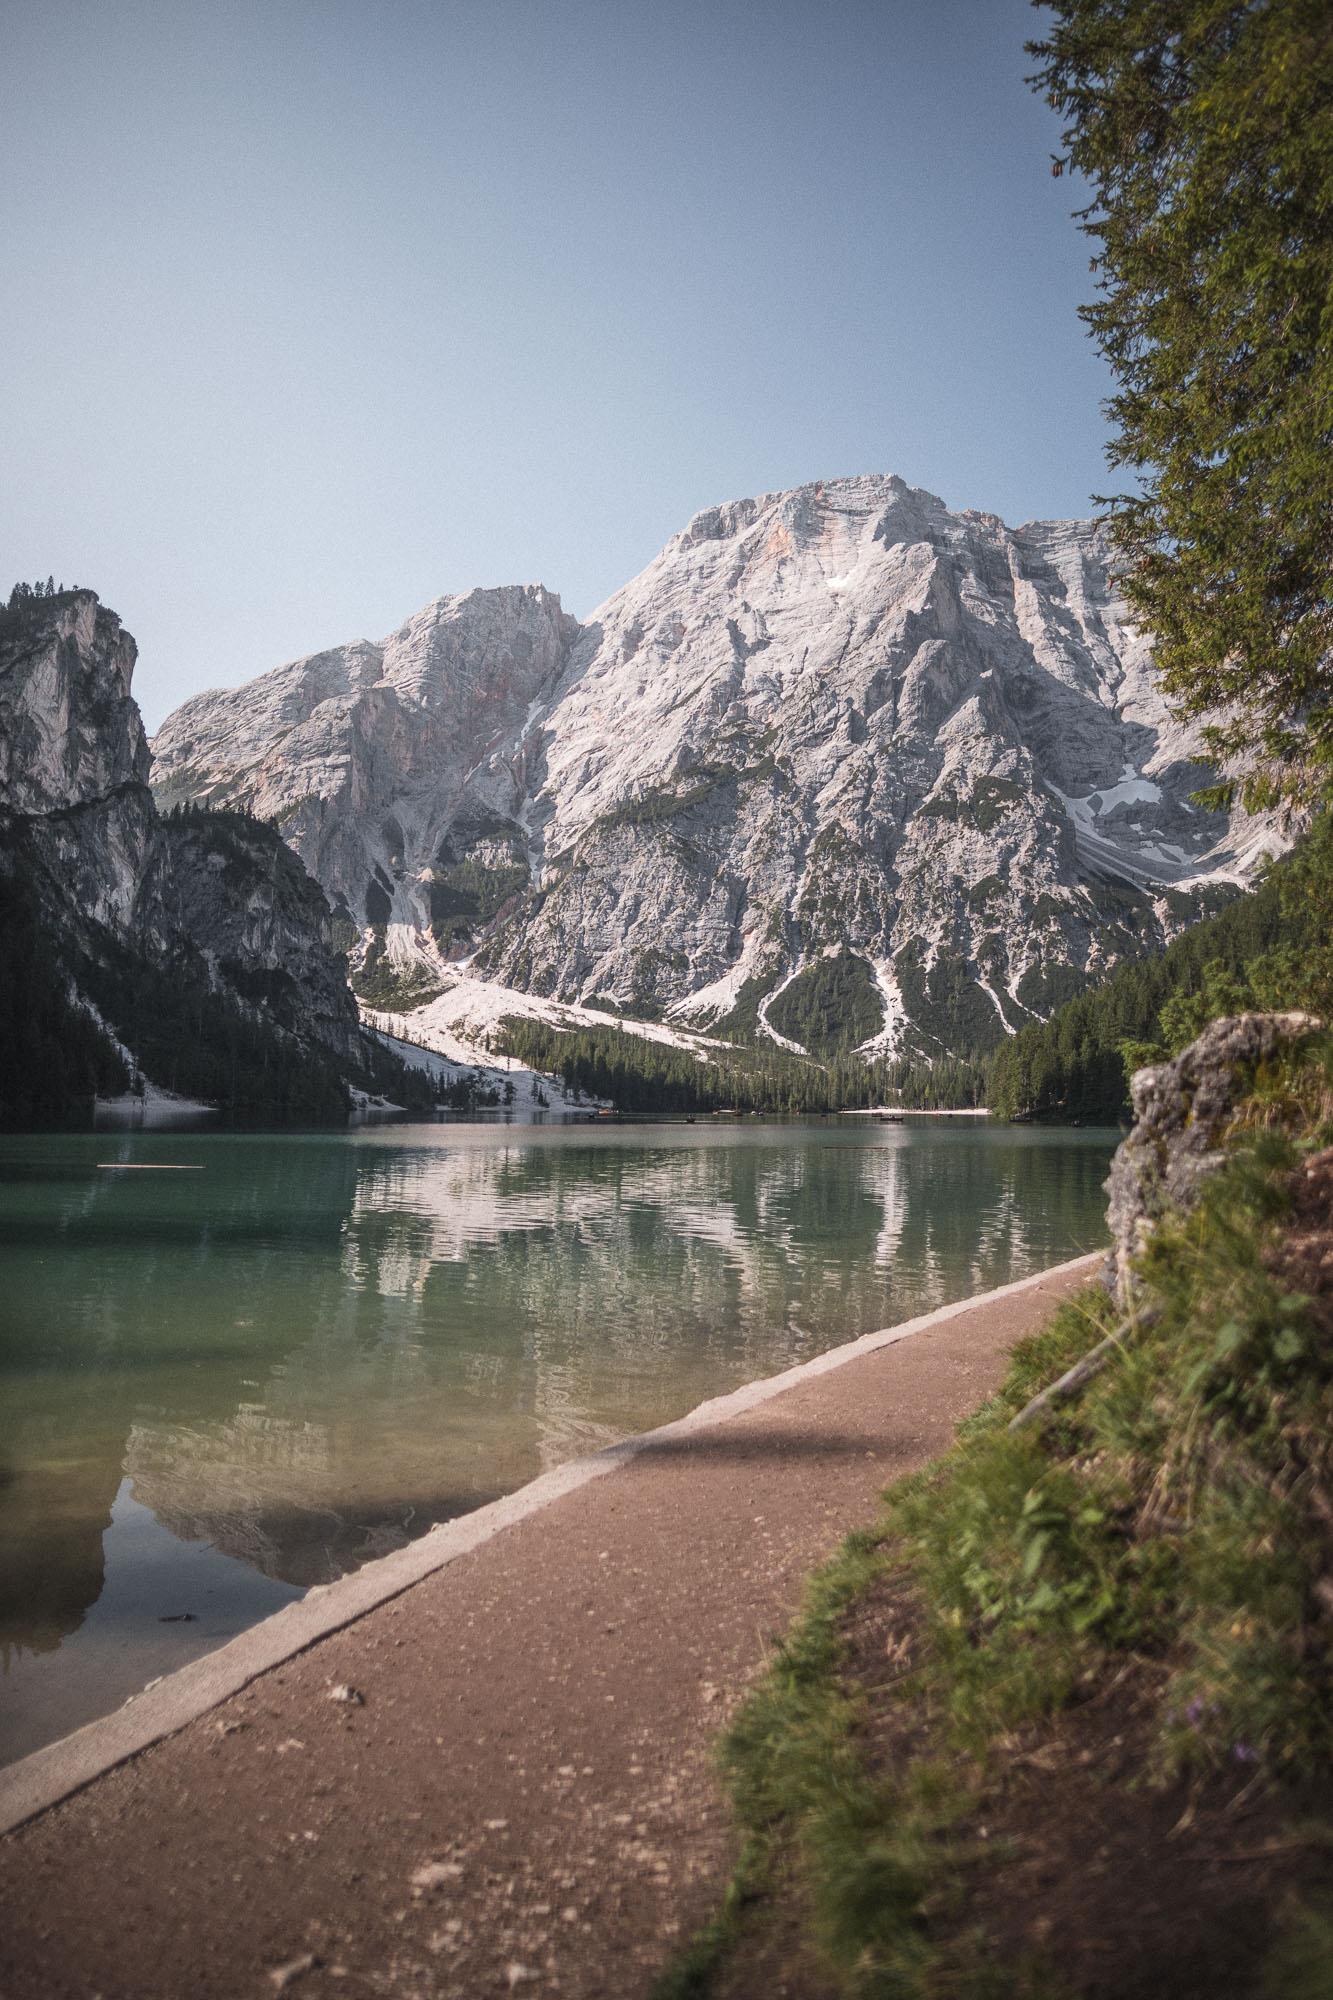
0;1251;1101;1838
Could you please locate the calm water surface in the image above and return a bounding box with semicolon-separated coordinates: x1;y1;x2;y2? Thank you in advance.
0;1117;1115;1761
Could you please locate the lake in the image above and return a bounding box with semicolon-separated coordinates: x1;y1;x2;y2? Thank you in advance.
0;1116;1116;1762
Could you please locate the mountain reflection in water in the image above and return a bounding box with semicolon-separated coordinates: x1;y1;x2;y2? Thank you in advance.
0;1119;1114;1760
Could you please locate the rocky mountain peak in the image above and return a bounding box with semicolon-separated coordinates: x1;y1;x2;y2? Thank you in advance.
151;581;578;941
150;474;1285;1062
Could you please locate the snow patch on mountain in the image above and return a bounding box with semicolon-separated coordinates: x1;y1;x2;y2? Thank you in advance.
362;968;732;1073
856;963;910;1060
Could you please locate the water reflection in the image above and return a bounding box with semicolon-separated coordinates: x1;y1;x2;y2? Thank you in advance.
0;1121;1114;1759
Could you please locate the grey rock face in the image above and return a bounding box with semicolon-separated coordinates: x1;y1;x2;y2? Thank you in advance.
1104;1011;1322;1302
0;593;152;931
151;476;1284;1058
0;593;147;812
151;585;577;941
0;591;359;1061
136;815;362;1059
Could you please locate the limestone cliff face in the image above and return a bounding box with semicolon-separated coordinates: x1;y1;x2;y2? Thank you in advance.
151;585;577;941
136;814;361;1059
151;476;1284;1060
0;591;360;1063
0;592;153;932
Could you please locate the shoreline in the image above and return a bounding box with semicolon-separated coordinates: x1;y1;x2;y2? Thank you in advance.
0;1249;1101;1841
839;1105;989;1117
0;1249;1101;1999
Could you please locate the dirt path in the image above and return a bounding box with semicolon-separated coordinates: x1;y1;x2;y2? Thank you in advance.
0;1257;1097;2000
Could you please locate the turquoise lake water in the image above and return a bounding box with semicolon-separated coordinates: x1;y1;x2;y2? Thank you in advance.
0;1116;1116;1762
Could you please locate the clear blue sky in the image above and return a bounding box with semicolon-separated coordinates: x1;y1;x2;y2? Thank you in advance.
2;0;1108;730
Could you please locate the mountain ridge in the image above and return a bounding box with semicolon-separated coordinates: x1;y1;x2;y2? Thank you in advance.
150;473;1284;1063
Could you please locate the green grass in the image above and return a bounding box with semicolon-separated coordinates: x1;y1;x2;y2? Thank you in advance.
658;1039;1333;1995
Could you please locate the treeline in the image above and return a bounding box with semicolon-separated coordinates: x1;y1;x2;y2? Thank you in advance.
0;577;85;641
438;1072;514;1111
987;817;1332;1122
878;1052;989;1110
6;576;75;606
765;950;885;1056
367;1029;521;1113
159;800;268;827
494;1017;987;1116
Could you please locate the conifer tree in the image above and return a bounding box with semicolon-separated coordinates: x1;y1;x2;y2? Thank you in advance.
1030;0;1333;799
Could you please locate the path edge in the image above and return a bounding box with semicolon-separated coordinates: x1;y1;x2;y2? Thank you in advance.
0;1251;1102;1837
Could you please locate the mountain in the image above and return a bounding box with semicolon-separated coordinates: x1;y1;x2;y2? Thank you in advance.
0;588;406;1122
151;475;1282;1063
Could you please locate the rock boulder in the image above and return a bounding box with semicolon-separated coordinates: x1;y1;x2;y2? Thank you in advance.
1105;1010;1323;1302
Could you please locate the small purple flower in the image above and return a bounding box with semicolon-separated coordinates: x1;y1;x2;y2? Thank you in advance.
1184;1696;1207;1726
1231;1742;1259;1764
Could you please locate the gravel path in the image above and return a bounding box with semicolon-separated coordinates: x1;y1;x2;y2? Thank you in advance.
0;1256;1097;1999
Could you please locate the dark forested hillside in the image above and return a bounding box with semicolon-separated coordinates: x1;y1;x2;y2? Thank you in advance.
0;863;442;1129
0;583;446;1129
0;874;130;1127
987;818;1331;1122
765;951;886;1058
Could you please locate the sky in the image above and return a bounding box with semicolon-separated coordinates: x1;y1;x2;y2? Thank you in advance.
1;0;1110;732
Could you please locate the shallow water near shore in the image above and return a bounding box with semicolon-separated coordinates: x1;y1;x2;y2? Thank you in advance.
0;1117;1115;1763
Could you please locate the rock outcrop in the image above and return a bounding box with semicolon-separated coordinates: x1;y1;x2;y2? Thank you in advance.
0;589;361;1074
1104;1011;1323;1301
151;476;1285;1059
